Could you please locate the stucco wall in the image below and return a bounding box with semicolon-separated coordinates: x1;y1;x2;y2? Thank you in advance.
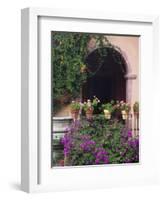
106;35;139;107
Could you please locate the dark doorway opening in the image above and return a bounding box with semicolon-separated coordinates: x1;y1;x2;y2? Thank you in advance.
82;47;127;103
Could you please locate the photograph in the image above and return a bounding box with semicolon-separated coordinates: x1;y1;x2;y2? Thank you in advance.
51;31;139;167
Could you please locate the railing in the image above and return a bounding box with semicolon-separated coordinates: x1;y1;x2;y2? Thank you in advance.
52;116;73;140
52;113;139;140
124;113;139;137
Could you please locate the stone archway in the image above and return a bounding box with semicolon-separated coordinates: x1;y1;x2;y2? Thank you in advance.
82;47;128;103
86;36;138;105
84;36;139;104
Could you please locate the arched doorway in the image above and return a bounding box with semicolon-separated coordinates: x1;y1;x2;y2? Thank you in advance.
82;47;127;103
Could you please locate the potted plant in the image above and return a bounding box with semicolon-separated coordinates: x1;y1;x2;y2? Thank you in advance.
70;101;81;120
83;97;100;119
83;100;94;119
120;101;131;120
102;102;114;119
133;102;139;116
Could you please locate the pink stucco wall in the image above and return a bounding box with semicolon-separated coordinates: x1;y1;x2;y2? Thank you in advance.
106;35;139;106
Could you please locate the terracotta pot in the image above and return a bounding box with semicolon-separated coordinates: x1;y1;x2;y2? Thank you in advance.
58;159;64;166
71;109;79;120
86;108;93;119
103;109;111;119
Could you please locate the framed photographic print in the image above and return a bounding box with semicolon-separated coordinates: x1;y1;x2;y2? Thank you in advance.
21;8;159;193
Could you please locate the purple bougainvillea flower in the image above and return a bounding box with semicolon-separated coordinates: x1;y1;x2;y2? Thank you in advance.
128;138;139;148
60;119;139;165
94;147;109;164
80;139;96;152
61;133;73;156
127;130;132;138
80;134;91;140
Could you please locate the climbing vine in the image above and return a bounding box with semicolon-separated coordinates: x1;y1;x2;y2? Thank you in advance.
51;32;110;111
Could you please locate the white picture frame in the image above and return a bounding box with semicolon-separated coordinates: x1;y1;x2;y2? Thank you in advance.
21;7;159;193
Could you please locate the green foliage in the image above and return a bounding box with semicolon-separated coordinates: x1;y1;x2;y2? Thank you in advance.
102;102;114;113
133;102;139;113
120;102;131;113
52;32;109;111
70;101;81;111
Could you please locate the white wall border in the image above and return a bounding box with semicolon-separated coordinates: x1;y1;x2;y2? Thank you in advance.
21;7;159;193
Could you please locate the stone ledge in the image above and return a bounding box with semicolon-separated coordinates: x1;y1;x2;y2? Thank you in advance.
53;116;73;120
125;73;137;80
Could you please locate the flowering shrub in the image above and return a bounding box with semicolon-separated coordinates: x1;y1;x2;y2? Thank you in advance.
80;139;96;152
61;115;139;166
60;133;72;156
94;147;109;164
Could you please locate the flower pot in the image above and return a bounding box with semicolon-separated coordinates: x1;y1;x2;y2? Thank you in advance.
86;108;93;119
121;110;128;120
71;109;79;121
103;109;111;119
58;159;64;166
